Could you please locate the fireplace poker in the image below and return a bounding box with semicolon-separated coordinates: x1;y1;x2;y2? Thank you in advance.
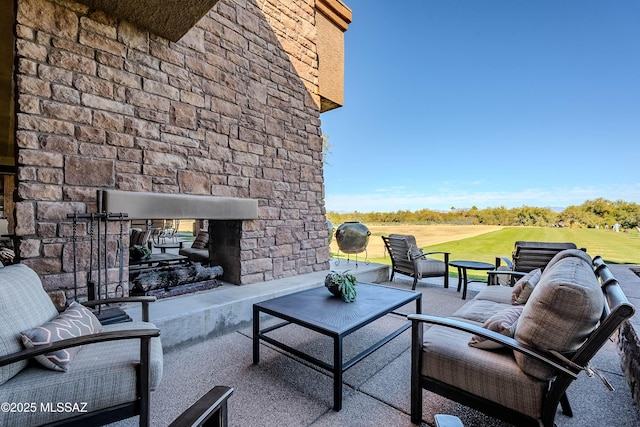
115;213;125;297
71;214;78;301
103;211;109;300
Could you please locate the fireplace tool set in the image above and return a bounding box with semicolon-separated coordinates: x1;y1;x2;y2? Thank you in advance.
68;211;130;324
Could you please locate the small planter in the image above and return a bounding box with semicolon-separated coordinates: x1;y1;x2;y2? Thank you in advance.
324;271;357;303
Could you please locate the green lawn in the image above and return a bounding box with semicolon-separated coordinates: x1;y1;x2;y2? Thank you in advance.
357;226;640;281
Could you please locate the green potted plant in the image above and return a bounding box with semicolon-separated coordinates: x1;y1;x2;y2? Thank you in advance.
324;270;357;303
129;244;151;260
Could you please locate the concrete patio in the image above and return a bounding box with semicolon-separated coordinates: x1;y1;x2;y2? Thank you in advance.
112;260;640;427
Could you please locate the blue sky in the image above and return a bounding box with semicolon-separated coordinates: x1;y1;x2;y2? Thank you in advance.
320;1;640;213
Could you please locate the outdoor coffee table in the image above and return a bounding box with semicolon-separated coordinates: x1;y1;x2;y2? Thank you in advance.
252;282;421;411
449;260;495;300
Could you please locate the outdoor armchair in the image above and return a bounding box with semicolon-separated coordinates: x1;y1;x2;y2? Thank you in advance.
488;241;579;285
381;234;449;290
410;252;634;427
0;264;163;427
168;386;233;427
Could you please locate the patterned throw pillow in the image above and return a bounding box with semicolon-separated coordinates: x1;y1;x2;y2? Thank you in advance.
20;301;102;371
511;268;542;305
469;305;524;350
191;231;209;250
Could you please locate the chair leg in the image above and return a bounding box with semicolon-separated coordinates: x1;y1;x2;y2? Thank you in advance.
411;322;424;424
560;392;573;417
139;338;152;427
412;276;418;290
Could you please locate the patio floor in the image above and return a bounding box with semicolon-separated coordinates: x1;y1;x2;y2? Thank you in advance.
110;262;640;427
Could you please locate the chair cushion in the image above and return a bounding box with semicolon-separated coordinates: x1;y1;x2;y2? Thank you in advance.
0;321;163;426
393;234;446;275
474;285;514;305
514;251;602;380
511;268;541;305
130;229;152;247
179;247;210;263
422;325;547;419
415;258;446;276
0;264;59;385
494;265;513;286
450;285;513;323
20;302;102;371
451;299;511;324
398;234;422;259
191;231;209;249
469;305;523;349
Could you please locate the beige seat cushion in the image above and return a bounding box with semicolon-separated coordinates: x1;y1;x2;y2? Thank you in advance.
422;325;547;419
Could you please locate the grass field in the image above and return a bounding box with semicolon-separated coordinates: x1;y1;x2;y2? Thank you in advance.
330;224;640;279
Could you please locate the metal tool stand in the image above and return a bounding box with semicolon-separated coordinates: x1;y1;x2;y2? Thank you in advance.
68;212;131;324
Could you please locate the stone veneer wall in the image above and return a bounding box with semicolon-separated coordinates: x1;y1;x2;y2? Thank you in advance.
13;0;330;300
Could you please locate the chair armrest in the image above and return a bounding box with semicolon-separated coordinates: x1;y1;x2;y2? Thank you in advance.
83;296;157;306
495;256;512;269
414;251;450;261
168;386;234;427
408;314;578;378
0;329;160;368
83;296;156;322
486;270;527;278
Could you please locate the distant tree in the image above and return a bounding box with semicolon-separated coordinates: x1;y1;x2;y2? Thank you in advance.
613;200;640;229
582;198;615;218
513;206;557;226
476;206;513;225
560;205;600;228
326;198;640;229
321;134;332;165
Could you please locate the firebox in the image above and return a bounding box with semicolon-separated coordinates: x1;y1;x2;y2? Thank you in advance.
208;220;242;284
100;190;258;286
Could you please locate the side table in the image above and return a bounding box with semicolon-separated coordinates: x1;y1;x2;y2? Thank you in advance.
154;242;184;253
449;260;495;300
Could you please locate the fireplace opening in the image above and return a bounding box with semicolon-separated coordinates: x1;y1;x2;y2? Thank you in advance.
100;190;259;291
127;218;245;295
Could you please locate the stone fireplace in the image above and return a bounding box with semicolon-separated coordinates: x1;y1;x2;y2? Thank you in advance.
9;0;347;303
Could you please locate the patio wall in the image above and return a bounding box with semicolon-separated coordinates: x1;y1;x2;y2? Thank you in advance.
12;0;333;301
